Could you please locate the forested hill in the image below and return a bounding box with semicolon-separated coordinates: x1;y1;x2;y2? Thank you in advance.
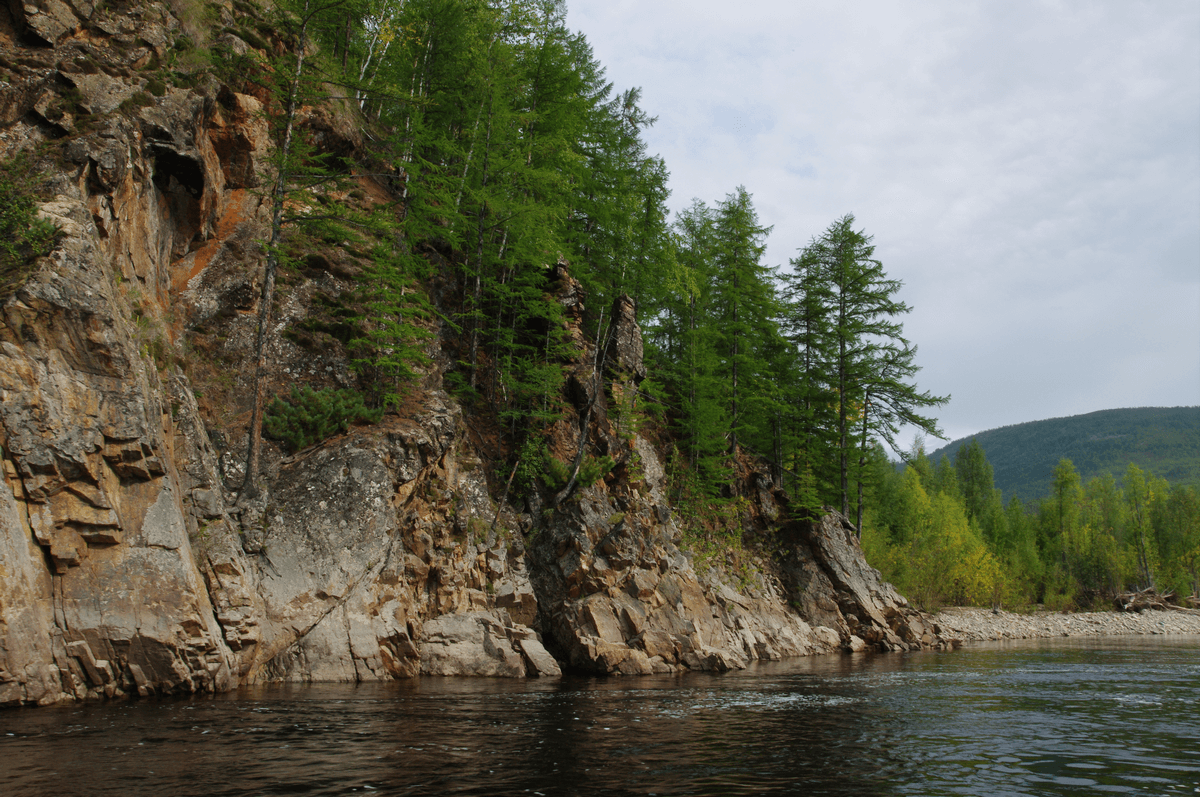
926;407;1200;503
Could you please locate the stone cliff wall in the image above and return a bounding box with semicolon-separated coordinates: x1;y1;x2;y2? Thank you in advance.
0;0;943;708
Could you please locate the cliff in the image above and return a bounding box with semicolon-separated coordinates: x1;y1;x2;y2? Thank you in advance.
0;0;944;707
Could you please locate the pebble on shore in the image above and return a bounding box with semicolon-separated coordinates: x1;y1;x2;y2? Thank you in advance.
932;606;1200;643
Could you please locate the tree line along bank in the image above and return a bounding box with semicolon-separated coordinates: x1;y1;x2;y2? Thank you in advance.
862;440;1199;611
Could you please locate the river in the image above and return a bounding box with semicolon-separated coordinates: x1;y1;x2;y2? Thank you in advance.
2;636;1197;796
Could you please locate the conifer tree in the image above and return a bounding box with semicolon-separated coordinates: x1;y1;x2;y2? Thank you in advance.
709;187;782;463
954;439;995;524
852;339;947;529
778;243;837;498
784;214;946;522
664;200;729;492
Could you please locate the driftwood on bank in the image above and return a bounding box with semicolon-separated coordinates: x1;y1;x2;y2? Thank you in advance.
1114;588;1200;614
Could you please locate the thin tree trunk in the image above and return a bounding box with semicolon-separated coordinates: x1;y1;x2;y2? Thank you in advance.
400;27;434;203
729;267;739;463
355;0;399;108
688;293;697;470
490;459;520;535
468;100;493;389
856;395;869;535
240;6;310;502
838;337;849;518
455;33;497;211
340;13;351;73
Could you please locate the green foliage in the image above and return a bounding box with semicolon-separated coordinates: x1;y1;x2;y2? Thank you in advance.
863;436;1200;609
542;454;571;490
780;214;947;522
118;91;155;112
0;151;59;299
513;435;548;497
263;385;383;453
649;193;783;499
193;0;1192;606
577;454;616;489
207;38;261;85
649;204;945;523
665;444;740;547
348;240;433;410
863;461;1006;610
542;452;613;492
166;0;219;40
513;436;613;496
790;462;825;521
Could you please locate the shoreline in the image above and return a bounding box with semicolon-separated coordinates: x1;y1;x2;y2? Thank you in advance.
932;606;1200;643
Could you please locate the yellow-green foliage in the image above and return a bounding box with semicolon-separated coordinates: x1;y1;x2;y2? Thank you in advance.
514;437;614;496
862;468;1004;610
867;447;1200;610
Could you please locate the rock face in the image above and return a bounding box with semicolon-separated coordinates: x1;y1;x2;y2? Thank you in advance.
0;0;941;708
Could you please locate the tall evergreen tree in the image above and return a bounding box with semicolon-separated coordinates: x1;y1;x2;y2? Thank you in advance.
782;214;946;523
663;200;729;491
778;243;837;498
709;187;782;463
954;439;995;524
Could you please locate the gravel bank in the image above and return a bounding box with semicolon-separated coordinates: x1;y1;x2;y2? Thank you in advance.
932;606;1200;643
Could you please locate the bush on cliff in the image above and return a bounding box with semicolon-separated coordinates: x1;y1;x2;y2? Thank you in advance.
0;151;59;300
263;385;383;453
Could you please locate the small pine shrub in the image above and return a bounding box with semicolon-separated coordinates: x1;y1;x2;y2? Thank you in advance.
577;455;615;488
263;385;383;453
543;453;614;492
513;436;547;496
0;151;59;300
543;455;571;490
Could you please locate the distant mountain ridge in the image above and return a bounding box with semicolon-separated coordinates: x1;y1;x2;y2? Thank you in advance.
925;407;1200;504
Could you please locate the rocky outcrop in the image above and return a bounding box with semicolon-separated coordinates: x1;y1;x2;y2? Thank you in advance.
0;0;942;708
777;512;941;651
225;394;558;684
1;0;273;705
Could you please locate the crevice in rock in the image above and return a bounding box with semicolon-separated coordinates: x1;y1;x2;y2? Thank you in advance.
150;144;205;257
342;605;359;683
52;574;69;634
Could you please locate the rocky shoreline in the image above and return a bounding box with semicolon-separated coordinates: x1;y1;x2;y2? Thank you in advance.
932;606;1200;643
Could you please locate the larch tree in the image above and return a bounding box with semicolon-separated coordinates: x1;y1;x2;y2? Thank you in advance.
778;241;837;498
709;187;781;464
785;214;946;523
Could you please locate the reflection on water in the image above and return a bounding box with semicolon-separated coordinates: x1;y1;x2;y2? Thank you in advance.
2;637;1198;796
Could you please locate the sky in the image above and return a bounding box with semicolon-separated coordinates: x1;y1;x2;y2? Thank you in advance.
564;0;1200;444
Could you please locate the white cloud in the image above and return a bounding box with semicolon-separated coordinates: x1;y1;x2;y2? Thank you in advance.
567;0;1200;439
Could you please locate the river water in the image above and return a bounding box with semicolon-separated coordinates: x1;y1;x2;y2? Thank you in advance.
2;636;1197;796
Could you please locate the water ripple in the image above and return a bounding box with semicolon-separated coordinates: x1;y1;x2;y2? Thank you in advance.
1;638;1197;796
